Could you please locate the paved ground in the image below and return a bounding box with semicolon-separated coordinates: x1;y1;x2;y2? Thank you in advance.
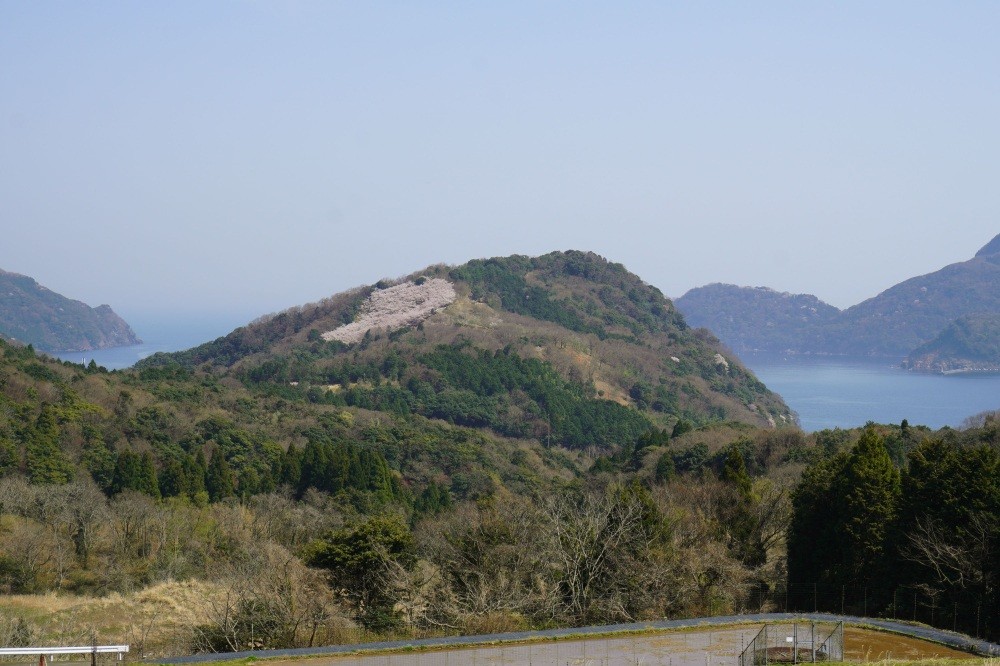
266;625;760;666
155;613;1000;665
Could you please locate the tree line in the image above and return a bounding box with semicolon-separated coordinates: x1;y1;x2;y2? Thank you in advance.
787;421;1000;641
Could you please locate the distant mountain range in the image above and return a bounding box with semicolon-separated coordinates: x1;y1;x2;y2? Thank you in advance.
0;269;140;352
676;234;1000;368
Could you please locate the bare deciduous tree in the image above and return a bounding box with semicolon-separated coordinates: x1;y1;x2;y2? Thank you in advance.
542;489;647;622
904;514;995;591
194;541;342;652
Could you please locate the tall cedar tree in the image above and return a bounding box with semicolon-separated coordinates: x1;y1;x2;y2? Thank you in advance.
110;449;141;495
719;446;764;566
787;451;850;594
841;428;900;592
788;427;900;609
25;405;74;484
138;451;161;499
206;448;235;501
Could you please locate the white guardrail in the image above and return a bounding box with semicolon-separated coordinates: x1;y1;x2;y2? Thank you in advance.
0;647;128;663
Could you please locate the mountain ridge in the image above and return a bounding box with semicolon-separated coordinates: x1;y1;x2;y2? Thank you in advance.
677;234;1000;359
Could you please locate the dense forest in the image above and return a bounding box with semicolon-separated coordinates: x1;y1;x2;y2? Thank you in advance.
0;251;997;655
0;334;796;654
788;420;1000;639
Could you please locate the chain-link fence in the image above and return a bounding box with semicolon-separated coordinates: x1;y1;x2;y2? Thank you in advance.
777;583;997;644
738;623;843;666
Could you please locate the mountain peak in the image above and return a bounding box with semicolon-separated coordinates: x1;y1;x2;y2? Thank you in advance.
140;250;792;429
974;233;1000;258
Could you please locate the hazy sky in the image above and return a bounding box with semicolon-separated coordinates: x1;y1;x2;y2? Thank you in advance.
3;2;998;336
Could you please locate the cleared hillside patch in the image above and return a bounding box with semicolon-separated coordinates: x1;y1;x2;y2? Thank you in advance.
322;280;456;344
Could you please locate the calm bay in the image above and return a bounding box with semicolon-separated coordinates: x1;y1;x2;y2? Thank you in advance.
48;313;251;371
744;352;1000;432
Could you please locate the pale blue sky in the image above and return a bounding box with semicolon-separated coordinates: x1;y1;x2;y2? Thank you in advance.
2;2;998;337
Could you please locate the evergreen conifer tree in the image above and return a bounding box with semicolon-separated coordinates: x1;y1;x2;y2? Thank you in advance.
654;451;675;484
842;427;900;587
721;445;753;498
138;451;161;499
189;451;208;496
279;442;301;488
719;445;763;565
788;427;900;610
0;437;18;476
110;448;141;495
25;405;74;484
206;448;235;502
787;452;850;594
158;457;188;498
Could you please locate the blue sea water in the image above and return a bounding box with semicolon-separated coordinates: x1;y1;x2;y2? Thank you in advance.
743;352;1000;432
48;313;250;371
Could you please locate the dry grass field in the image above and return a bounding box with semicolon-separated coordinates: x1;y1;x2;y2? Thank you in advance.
1;581;223;658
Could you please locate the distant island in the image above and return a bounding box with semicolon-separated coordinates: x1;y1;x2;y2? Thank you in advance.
0;269;140;352
676;234;1000;370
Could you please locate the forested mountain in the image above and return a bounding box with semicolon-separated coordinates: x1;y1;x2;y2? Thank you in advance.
0;250;808;654
676;234;1000;359
674;285;841;353
903;313;1000;373
2;245;998;650
5;250;996;653
0;269;140;352
141;250;792;431
840;235;1000;356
